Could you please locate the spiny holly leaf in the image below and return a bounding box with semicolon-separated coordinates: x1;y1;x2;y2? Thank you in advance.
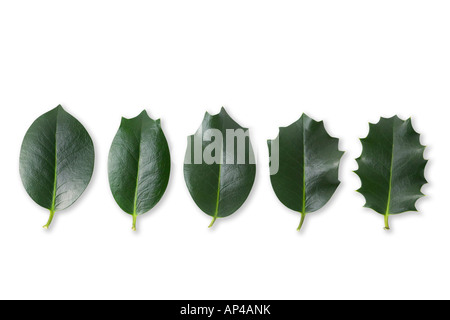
355;116;427;230
268;114;343;231
184;107;256;228
19;105;95;229
108;111;171;231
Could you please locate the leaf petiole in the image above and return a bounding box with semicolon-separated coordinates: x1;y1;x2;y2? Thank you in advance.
384;213;390;230
43;209;55;229
208;216;217;228
297;212;306;231
132;214;137;231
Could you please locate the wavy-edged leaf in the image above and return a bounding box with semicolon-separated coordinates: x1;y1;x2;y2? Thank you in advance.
184;107;256;227
19;105;95;229
108;111;170;231
355;116;427;230
268;114;343;231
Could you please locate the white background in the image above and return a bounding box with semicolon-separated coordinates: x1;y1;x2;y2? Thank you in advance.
0;1;449;300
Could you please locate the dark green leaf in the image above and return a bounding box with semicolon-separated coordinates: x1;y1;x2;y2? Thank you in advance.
268;114;343;231
355;116;427;230
184;107;256;227
108;111;171;231
19;105;95;229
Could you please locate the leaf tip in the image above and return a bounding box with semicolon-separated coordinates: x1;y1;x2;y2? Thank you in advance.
300;112;309;119
213;106;229;118
139;109;149;117
53;105;65;113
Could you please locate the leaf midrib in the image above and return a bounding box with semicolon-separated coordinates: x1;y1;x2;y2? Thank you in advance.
385;124;395;216
302;117;306;215
132;125;143;216
214;163;222;218
50;112;59;212
210;139;223;227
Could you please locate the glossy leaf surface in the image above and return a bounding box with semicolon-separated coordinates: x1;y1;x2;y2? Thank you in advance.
355;116;427;230
268;114;343;231
108;111;170;231
19;105;95;229
184;108;256;227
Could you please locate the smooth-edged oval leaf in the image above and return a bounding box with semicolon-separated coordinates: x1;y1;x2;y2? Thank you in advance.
355;116;427;230
108;110;171;231
268;114;344;231
19;105;95;229
184;107;256;228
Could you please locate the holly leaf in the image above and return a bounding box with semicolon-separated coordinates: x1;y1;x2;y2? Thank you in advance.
355;116;427;230
184;107;256;227
268;114;343;231
19;105;95;229
108;111;171;231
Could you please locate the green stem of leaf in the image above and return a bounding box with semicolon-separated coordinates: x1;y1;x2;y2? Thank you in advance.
43;209;55;229
384;213;390;230
132;214;137;231
297;212;306;231
208;216;217;228
209;160;222;229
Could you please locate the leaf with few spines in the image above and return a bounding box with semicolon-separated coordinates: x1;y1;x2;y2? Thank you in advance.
108;111;171;231
184;107;256;227
355;116;427;230
268;114;343;231
19;105;95;229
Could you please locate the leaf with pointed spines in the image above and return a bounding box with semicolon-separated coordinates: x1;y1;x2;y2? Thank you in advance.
355;116;427;230
108;111;171;231
19;105;95;229
268;114;343;231
184;107;256;228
